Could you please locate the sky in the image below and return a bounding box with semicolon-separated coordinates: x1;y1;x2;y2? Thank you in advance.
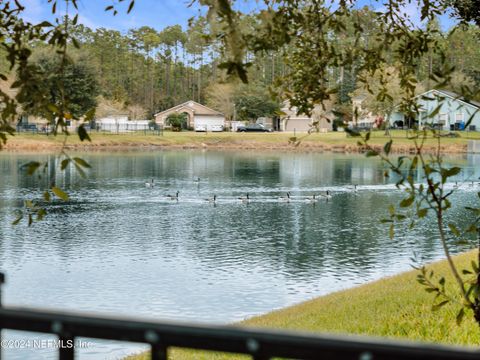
20;0;265;32
20;0;455;33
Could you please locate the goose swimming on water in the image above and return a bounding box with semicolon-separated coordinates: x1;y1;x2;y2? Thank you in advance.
322;190;332;200
279;192;291;202
238;193;250;203
145;179;154;188
307;194;318;203
206;194;217;203
167;191;179;200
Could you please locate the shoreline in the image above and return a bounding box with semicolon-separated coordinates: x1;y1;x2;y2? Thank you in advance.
1;132;470;154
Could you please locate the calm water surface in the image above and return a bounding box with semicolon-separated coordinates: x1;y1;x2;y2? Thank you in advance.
0;150;479;359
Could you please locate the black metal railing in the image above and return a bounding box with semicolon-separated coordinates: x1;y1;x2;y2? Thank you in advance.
0;273;479;360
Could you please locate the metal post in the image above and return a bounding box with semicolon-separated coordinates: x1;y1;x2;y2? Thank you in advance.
151;344;167;360
0;272;5;360
59;336;75;360
0;273;5;308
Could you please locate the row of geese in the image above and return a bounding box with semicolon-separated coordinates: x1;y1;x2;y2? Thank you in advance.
147;177;480;191
144;178;355;204
143;190;334;204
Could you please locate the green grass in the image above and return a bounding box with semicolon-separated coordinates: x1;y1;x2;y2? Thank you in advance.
5;130;477;151
126;251;480;360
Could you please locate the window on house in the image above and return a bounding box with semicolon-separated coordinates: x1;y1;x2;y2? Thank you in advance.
438;113;448;125
455;113;464;123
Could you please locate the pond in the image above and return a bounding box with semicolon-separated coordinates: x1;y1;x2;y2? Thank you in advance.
0;150;479;359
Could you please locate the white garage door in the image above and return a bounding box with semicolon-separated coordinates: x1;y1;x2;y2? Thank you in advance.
194;115;225;131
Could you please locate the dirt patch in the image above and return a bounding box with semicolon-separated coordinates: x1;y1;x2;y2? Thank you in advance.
2;137;468;154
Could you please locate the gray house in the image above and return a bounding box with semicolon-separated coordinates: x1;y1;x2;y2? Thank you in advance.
390;89;480;131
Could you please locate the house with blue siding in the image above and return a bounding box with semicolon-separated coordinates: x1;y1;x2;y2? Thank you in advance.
390;89;480;131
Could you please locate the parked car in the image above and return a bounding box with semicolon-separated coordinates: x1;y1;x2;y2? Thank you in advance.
210;124;224;132
236;124;272;132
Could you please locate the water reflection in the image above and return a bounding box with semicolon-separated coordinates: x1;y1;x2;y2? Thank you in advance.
0;150;478;359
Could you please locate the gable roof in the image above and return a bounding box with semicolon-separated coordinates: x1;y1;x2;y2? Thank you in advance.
418;89;480;110
154;100;223;117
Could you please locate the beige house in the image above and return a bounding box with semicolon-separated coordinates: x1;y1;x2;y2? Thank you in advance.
280;101;333;132
154;101;225;131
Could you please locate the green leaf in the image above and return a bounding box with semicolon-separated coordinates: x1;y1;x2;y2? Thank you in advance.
456;308;465;325
12;213;23;225
410;156;418;171
47;103;59;113
43;191;51;202
36;21;53;28
389;224;394;239
383;140;393;155
23;161;40;176
74;163;87;178
388;204;395;216
400;196;414;208
345;127;361;137
127;0;135;14
428;103;442;119
465;207;480;215
465;224;477;233
366;150;378;157
84;108;96;122
448;223;460;237
424;165;432;176
78;124;91;142
61;159;70;170
72;37;80;49
51;186;69;201
417;208;428;218
37;208;47;221
465;112;475;128
472;261;479;274
432;300;449;311
73;157;91;168
441;167;461;183
462;269;472;275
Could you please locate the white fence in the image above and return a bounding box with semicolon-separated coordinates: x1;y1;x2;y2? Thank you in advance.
96;119;152;133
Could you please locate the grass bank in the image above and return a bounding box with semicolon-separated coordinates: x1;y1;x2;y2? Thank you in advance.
3;130;478;153
126;251;479;360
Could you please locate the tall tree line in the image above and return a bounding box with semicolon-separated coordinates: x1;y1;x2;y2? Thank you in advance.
8;9;479;120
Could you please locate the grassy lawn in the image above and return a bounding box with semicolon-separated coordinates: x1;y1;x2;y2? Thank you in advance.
126;251;479;360
4;130;478;151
